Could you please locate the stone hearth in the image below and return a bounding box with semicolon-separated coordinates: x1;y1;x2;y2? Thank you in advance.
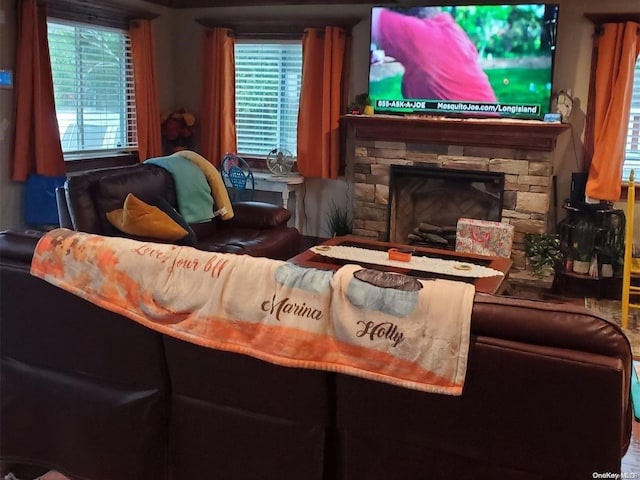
342;115;569;270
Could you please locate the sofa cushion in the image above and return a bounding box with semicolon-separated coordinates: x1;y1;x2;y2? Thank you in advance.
91;165;176;235
189;219;217;240
106;194;189;242
196;225;300;260
152;196;198;247
226;201;291;229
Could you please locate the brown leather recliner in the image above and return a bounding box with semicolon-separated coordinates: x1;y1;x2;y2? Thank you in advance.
56;163;301;260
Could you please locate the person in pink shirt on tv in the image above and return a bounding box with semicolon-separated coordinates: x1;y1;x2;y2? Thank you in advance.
371;7;497;103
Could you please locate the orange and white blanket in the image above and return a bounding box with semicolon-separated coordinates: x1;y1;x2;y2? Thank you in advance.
30;229;475;395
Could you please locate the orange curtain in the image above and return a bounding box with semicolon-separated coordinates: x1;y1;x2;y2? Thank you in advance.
12;0;65;181
297;27;346;179
200;28;237;167
130;19;163;161
586;22;640;201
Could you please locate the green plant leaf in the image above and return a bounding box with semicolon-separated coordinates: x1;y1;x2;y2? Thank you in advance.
326;202;352;237
524;233;562;277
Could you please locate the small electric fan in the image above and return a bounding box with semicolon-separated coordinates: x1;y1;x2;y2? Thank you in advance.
266;148;294;176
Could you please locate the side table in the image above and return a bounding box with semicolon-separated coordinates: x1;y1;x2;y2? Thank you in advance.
252;172;305;233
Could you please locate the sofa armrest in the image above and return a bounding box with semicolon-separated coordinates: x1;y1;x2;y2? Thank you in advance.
0;230;43;263
223;201;292;229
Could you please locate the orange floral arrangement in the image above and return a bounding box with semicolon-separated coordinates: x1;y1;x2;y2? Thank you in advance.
161;108;196;153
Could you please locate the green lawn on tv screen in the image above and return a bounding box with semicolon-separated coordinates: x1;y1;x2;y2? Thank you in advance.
370;67;551;116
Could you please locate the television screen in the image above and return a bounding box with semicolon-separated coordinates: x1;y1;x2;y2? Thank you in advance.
369;4;559;119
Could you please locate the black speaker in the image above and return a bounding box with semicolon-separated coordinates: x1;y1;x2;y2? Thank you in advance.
569;172;588;207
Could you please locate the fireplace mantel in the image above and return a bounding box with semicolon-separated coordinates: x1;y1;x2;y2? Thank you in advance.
342;114;570;152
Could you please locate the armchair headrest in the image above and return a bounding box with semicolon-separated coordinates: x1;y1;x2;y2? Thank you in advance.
64;164;177;235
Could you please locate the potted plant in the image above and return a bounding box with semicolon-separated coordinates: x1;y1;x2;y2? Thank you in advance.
596;245;618;278
362;96;374;116
596;231;625;278
347;93;373;116
326;202;352;237
569;216;596;274
524;233;562;278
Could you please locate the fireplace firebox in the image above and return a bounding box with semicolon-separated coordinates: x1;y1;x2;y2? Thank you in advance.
388;165;505;249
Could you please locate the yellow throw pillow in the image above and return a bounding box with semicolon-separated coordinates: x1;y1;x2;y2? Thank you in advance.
106;193;188;242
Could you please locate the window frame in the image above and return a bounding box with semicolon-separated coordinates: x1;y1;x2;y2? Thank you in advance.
48;18;137;160
196;17;359;170
234;39;302;161
623;56;640;183
45;0;156;170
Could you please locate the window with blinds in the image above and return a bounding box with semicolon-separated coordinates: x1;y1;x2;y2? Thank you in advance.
234;41;302;157
623;56;640;181
47;19;137;156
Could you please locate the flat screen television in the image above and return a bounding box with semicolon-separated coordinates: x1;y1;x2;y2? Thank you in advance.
369;4;559;119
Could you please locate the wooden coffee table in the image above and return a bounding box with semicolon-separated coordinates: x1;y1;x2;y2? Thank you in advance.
289;235;512;295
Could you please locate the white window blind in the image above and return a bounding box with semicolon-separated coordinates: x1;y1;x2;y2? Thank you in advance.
234;41;302;157
623;56;640;181
47;19;137;155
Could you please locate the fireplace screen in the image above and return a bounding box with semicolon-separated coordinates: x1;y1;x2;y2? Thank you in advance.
388;165;505;249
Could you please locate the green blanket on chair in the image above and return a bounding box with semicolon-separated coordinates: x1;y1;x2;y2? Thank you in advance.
145;154;214;223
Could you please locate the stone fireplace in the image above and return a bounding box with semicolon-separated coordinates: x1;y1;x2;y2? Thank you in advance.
388;165;504;249
343;115;569;270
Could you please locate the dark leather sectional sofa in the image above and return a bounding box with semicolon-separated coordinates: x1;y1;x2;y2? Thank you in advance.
0;229;634;480
56;162;301;260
